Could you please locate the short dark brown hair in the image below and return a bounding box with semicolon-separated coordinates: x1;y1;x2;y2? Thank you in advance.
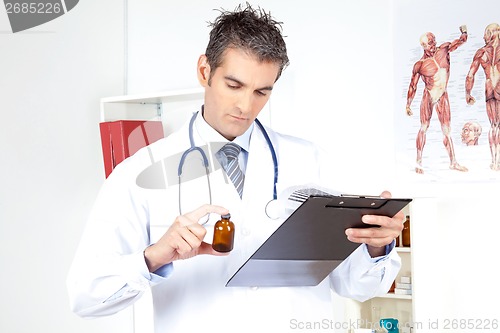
205;3;289;83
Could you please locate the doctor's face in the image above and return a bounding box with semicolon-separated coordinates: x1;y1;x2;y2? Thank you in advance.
197;48;280;141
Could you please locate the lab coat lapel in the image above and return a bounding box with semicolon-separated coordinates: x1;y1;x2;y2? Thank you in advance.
209;165;242;214
243;126;275;210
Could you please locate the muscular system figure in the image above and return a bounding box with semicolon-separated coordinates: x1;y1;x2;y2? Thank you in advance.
465;23;500;170
406;26;468;174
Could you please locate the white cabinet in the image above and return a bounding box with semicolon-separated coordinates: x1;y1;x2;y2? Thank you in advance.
356;248;414;332
352;206;415;333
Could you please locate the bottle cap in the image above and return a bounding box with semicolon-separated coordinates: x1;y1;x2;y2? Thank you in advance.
221;213;231;219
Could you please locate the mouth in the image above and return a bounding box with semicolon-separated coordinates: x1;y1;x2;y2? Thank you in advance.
230;114;248;122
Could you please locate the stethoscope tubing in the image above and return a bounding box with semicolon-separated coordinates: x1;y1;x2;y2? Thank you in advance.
177;110;279;219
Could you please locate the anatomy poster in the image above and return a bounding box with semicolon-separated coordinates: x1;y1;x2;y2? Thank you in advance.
394;0;500;190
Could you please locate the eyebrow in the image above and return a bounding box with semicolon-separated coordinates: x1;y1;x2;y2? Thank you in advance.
224;75;274;91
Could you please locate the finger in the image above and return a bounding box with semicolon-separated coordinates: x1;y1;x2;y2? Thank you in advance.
184;222;208;240
181;204;229;226
361;214;391;227
345;229;392;246
197;242;230;256
361;215;405;237
173;228;203;255
347;216;402;239
392;210;405;224
379;190;392;198
346;226;383;239
345;228;396;247
344;216;385;238
179;224;205;245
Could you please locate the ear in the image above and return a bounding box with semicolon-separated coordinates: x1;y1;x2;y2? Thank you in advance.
197;55;211;87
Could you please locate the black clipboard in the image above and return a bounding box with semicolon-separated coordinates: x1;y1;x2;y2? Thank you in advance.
226;195;412;287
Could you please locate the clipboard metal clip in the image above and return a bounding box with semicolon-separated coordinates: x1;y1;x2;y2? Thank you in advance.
325;195;387;209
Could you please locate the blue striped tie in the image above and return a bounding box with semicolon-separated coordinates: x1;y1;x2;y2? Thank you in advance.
221;142;245;198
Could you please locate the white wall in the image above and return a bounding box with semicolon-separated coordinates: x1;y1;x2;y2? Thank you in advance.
411;194;500;333
127;0;396;194
2;1;499;333
0;1;132;333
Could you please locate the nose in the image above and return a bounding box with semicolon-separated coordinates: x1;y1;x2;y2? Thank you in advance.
236;91;253;115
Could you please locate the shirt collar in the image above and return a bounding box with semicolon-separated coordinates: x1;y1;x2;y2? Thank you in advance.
194;108;252;152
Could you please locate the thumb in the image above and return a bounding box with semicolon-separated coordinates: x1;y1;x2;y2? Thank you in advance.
379;191;392;199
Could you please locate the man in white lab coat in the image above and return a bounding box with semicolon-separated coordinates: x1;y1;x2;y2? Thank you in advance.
67;4;404;332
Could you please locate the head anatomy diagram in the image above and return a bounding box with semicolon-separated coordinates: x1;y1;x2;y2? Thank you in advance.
484;23;500;44
461;121;482;146
420;32;436;55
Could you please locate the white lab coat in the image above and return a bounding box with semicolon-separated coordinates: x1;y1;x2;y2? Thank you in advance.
67;112;401;333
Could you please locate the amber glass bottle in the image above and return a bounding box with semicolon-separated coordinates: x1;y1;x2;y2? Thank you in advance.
212;213;235;252
402;215;411;247
389;279;396;293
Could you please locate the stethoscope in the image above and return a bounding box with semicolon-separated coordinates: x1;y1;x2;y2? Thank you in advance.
178;110;279;221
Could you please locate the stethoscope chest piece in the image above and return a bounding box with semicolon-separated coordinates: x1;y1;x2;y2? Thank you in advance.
265;199;284;220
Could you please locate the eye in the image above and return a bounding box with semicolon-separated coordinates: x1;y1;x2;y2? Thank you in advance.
255;90;267;97
227;84;240;90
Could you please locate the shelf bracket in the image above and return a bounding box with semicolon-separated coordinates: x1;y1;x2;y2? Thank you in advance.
156;103;163;118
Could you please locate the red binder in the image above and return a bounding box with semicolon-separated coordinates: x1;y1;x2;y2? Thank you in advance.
99;120;164;178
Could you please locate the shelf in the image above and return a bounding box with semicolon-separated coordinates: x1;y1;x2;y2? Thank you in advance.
99;88;205;124
378;292;412;300
101;88;203;105
395;246;411;253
